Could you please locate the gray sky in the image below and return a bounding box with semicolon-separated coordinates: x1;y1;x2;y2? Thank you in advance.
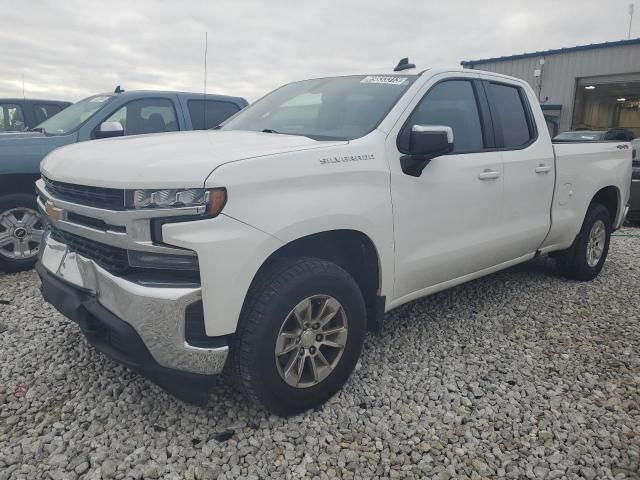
1;0;637;102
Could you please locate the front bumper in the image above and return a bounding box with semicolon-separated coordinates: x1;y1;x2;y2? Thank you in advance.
37;232;228;380
37;263;219;403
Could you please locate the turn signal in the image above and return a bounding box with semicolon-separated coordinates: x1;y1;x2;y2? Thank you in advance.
207;188;227;217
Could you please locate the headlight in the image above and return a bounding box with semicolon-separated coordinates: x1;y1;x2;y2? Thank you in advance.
126;187;227;215
132;188;206;208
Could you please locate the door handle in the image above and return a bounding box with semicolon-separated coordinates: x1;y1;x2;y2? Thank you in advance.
535;164;552;174
478;169;500;180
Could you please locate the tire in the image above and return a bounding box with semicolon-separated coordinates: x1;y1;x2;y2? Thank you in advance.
555;203;611;281
228;256;366;416
0;194;45;273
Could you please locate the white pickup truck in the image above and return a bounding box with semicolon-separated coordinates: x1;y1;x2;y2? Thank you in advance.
36;62;631;415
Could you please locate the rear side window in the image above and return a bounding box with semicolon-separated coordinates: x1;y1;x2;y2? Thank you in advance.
486;83;534;148
0;104;25;132
398;80;484;153
188;100;241;130
33;103;64;124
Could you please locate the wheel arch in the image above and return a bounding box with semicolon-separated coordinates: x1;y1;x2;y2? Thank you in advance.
0;174;40;198
247;229;386;331
590;185;620;226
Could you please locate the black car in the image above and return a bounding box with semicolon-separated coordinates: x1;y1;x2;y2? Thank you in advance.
0;99;72;132
631;146;640;224
553;127;637;142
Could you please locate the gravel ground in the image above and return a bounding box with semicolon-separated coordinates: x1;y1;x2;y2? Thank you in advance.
1;229;639;480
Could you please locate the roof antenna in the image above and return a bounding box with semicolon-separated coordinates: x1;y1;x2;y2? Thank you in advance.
114;85;124;94
394;57;416;72
203;31;208;128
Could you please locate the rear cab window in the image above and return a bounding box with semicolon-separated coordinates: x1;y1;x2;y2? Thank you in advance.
188;100;241;130
485;82;536;149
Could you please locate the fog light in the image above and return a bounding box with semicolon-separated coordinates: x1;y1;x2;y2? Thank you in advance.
128;250;199;271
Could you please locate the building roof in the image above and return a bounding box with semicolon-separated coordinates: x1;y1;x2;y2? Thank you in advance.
461;38;640;67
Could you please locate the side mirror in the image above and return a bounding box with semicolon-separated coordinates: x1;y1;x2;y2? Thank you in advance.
401;125;454;177
95;121;124;139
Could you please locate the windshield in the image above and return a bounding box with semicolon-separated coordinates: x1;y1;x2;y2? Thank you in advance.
220;75;416;140
37;95;113;135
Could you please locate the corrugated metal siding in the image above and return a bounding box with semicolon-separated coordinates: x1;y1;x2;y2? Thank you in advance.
465;44;640;132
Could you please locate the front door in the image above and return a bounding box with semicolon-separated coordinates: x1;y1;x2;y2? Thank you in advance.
387;75;505;303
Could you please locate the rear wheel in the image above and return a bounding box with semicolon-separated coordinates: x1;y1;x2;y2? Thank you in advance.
229;257;366;415
555;203;611;281
0;194;45;273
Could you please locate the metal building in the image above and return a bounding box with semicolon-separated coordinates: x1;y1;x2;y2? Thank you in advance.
461;38;640;137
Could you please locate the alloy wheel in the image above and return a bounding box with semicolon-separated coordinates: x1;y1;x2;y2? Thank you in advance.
274;295;349;388
0;208;45;260
586;219;606;267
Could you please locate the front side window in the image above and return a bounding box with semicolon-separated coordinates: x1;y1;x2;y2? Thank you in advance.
220;75;416;141
188;100;240;130
398;80;484;153
0;104;26;132
486;83;534;148
104;98;179;136
38;95;112;135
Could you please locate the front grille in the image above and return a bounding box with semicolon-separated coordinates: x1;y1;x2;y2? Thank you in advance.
66;212;126;233
49;226;130;274
43;176;125;210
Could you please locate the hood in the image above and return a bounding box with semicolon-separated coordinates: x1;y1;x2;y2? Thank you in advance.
0;131;77;176
41;130;345;189
0;131;73;147
0;131;45;139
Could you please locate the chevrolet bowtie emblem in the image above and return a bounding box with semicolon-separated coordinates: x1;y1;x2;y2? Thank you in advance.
45;201;64;222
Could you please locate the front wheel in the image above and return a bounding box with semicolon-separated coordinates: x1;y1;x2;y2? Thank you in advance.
0;194;46;273
228;257;366;415
555;203;611;281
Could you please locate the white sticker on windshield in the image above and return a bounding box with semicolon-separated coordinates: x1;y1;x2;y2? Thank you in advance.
361;76;408;85
90;96;110;103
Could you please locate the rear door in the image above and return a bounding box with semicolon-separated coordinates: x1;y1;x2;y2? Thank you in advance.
186;99;242;130
483;77;555;258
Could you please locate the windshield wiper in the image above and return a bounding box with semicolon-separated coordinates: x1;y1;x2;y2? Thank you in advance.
28;127;44;133
260;129;338;141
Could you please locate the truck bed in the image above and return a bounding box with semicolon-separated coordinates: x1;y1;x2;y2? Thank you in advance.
540;141;632;252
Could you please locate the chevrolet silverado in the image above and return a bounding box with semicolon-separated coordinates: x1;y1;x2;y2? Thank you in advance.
35;63;631;415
